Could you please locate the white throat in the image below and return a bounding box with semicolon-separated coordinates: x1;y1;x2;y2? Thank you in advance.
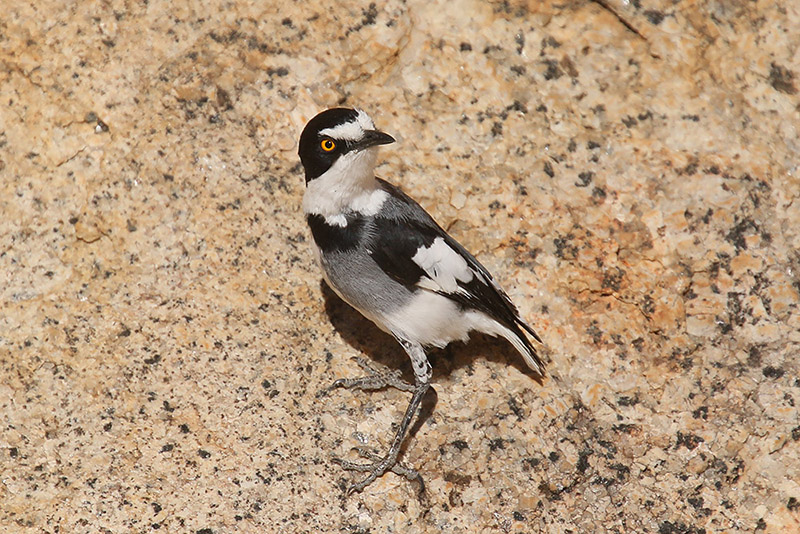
303;147;387;220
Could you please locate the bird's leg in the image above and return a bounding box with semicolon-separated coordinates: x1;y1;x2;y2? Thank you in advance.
345;446;425;493
335;380;429;493
334;339;432;494
330;356;414;392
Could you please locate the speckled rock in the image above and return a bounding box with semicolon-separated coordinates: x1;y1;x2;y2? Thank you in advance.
1;0;798;532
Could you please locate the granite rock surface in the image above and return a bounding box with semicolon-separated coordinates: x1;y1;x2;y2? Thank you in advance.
1;0;799;532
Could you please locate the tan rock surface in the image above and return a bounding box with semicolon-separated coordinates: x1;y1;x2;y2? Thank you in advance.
2;0;798;532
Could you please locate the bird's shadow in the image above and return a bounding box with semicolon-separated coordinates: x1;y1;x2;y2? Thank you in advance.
320;280;545;425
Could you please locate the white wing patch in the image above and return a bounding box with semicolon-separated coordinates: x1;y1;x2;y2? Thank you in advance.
412;237;474;293
325;214;347;227
318;109;376;141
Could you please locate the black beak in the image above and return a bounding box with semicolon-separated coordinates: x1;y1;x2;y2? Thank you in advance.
352;129;395;151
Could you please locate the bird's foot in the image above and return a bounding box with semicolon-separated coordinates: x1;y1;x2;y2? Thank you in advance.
333;446;424;495
330;357;414;392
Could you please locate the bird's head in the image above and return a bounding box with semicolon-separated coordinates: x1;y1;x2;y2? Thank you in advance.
298;108;395;184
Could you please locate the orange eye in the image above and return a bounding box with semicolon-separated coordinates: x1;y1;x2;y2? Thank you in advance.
320;139;336;152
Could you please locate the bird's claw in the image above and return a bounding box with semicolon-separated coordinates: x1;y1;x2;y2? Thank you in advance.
329;357;414;392
332;446;424;495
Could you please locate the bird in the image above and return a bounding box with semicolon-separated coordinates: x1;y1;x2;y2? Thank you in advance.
297;107;544;494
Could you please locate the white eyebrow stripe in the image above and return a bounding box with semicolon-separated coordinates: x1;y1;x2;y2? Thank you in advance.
318;109;376;141
319;121;363;141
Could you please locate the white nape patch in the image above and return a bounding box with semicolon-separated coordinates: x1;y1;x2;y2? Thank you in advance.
412;237;474;293
303;147;380;217
350;189;389;216
318;109;376;141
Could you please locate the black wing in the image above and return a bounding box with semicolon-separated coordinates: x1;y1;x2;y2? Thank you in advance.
369;179;542;344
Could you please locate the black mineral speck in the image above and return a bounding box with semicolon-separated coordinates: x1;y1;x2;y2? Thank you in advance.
538;481;563;501
508;396;524;419
347;2;378;33
544;36;561;48
542;59;562;80
610;463;630;480
762;366;784;379
598;440;617;458
267;66;289;77
523;457;540;471
575;171;593;187
769;62;798;95
747;346;762;367
601;268;624;291
451;439;468;451
592;186;607;202
726;216;758;251
644;10;665;25
362;2;378;25
577;448;592;473
554;234;578;260
658;520;706;534
488;438;506;451
593;476;617;487
515;32;525;54
675;431;704;450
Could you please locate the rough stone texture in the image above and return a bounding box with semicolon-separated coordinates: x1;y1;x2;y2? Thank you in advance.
1;0;799;532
